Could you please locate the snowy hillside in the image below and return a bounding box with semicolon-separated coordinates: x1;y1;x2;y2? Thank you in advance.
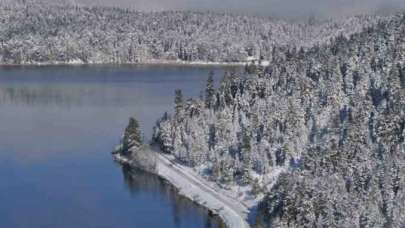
152;14;405;227
0;0;389;65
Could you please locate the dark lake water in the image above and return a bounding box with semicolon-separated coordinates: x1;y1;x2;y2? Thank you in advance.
0;65;240;228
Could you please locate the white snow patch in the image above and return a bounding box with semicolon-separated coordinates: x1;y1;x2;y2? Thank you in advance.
246;56;257;62
260;60;270;67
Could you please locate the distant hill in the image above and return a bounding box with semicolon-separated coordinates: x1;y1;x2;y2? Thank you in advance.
0;0;388;65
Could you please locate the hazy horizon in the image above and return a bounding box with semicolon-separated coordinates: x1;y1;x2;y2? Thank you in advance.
74;0;405;20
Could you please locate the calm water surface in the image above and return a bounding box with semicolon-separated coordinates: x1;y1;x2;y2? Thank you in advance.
0;65;239;228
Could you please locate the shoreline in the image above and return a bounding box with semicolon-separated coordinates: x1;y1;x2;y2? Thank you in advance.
113;151;251;228
0;59;247;67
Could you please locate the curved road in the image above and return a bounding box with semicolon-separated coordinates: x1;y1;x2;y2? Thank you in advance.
155;152;250;228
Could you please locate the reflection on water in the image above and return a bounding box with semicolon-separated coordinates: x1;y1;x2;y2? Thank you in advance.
0;82;165;107
0;65;240;228
0;85;131;107
120;164;226;228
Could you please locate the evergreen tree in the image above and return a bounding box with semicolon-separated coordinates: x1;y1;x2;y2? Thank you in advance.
221;159;234;184
398;64;405;88
174;89;183;116
211;162;221;182
208;124;216;151
205;71;215;109
252;178;262;195
241;130;252;185
122;117;142;156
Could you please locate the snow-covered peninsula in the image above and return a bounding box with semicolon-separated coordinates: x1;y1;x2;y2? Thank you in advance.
116;13;405;227
112;117;251;227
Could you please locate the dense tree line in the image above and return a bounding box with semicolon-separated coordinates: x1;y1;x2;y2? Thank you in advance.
0;0;387;64
153;13;405;227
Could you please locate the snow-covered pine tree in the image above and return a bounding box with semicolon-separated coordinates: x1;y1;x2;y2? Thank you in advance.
205;71;215;109
121;117;143;156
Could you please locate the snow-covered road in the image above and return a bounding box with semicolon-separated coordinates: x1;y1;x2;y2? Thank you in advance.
155;152;251;228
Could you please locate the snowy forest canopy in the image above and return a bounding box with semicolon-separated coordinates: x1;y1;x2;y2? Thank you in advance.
152;13;405;227
0;0;389;64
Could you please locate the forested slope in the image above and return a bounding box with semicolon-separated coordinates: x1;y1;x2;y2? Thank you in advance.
152;14;405;227
0;0;386;64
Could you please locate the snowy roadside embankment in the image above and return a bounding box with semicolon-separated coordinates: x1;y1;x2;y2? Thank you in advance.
156;152;250;228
